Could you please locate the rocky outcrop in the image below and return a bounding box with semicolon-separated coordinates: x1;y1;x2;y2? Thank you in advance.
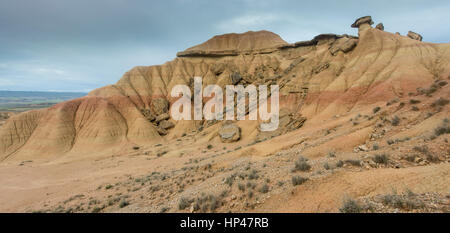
407;31;423;41
155;113;170;123
219;122;241;143
152;98;169;115
329;37;358;55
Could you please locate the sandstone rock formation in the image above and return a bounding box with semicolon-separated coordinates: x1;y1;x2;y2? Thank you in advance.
0;16;449;161
177;30;287;57
407;31;423;41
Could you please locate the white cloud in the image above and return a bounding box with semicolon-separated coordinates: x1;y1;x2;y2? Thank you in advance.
216;13;284;33
33;68;66;75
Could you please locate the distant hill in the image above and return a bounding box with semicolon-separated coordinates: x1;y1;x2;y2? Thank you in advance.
0;90;86;98
0;90;86;111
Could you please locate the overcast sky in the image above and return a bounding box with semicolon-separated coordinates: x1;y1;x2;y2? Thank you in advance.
0;0;449;92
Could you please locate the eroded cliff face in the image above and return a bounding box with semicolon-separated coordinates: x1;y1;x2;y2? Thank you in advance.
1;22;449;162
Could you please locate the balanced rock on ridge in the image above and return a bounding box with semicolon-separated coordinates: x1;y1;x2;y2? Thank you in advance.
407;31;423;41
351;16;374;30
219;122;241;143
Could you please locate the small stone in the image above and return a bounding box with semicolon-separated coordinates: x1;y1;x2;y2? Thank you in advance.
358;145;369;151
155;113;170;123
159;120;174;129
375;23;384;31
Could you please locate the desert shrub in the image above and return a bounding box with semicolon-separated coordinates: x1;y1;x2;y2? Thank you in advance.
157;151;167;157
119;200;129;208
438;80;447;86
425;84;438;95
434;125;450;136
426;154;440;163
372;143;379;150
293;156;311;172
327;151;336;158
91;207;102;213
413;145;429;154
434;119;450;136
224;174;235;186
246;182;256;189
386;99;398;106
345;159;361;167
373;154;389;164
411;106;419;111
159;206;169;213
339;198;363;213
336;160;344;168
178;197;192;210
405;154;417;162
387;139;395;145
291;176;308;186
248;169;259;180
409;99;421;104
323;162;331;170
132;146;140;150
238;183;245;192
193;194;222;212
294;160;311;172
207;144;213;149
381;193;423;210
391;116;400;126
431;98;449;107
373;106;381;114
105;184;113;190
258;184;269;193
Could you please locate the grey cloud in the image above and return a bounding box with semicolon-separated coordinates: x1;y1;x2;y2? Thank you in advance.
0;0;448;91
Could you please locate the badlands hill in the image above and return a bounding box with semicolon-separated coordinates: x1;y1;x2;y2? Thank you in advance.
0;16;448;162
0;16;448;213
